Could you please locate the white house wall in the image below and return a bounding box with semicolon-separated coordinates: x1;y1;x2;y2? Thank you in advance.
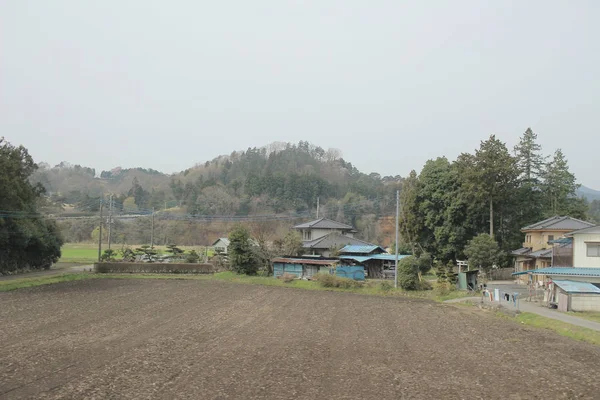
573;233;600;268
304;228;352;241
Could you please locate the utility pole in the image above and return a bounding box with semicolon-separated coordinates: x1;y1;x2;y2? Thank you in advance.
150;208;155;249
98;198;103;262
316;197;320;219
394;189;399;289
107;194;113;250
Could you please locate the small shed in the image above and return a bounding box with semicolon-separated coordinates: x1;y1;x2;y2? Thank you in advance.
457;270;479;291
272;257;338;279
212;238;230;254
550;280;600;312
336;266;366;281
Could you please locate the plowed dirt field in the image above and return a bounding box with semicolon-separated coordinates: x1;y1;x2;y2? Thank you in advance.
1;279;599;399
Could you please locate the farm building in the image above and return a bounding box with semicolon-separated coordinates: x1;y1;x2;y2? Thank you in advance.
273;257;338;279
548;280;600;312
338;245;409;279
212;238;230;254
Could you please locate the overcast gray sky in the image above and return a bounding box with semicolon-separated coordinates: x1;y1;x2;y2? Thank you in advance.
2;1;599;187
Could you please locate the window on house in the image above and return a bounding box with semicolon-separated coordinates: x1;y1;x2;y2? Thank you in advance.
548;235;554;243
303;230;312;241
586;243;600;257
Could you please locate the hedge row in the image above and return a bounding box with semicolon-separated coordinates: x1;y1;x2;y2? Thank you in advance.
94;262;215;274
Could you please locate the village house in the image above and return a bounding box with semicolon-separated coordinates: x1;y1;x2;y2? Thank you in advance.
512;222;600;311
292;218;377;257
512;216;594;283
212;238;230;254
337;244;408;279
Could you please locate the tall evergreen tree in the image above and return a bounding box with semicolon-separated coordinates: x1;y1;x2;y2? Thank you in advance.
514;127;546;227
514;128;545;184
542;149;582;217
458;135;519;237
398;170;421;255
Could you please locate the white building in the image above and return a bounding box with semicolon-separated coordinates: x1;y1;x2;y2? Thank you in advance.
566;226;600;268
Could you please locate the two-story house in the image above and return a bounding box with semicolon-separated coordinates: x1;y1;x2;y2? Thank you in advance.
292;218;376;257
512;216;594;283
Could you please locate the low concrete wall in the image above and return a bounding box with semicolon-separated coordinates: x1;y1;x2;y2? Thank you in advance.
570;294;600;312
94;262;215;274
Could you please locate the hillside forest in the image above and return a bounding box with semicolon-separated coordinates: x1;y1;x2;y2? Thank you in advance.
19;130;600;267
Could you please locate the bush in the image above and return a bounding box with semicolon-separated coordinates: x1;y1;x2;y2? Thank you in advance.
378;280;393;292
185;250;200;263
94;262;214;274
229;225;259;275
313;273;363;289
435;281;455;296
278;273;296;283
100;249;117;262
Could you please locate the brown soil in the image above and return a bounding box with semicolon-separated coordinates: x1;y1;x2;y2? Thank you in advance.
1;279;599;399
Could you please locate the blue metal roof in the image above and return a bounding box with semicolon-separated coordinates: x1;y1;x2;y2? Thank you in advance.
338;254;410;263
512;267;600;277
552;280;600;294
339;245;383;254
338;255;371;263
370;254;410;261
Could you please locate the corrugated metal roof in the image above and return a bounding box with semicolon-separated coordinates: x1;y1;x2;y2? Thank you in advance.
549;238;572;244
513;267;600;277
552;280;600;294
272;257;338;266
293;218;354;230
338;255;371;263
339;245;384;254
522;216;594;232
338;254;410;263
370;254;410;261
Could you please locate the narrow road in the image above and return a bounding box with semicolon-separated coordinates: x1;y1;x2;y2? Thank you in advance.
446;294;600;331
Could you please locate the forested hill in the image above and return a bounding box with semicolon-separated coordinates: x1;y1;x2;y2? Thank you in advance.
32;141;401;227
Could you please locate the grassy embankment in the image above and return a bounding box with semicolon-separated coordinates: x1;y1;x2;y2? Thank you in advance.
496;312;600;347
1;268;471;302
0;274;96;292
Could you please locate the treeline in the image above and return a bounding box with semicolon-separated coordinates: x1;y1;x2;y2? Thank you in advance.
0;138;63;273
399;128;586;267
36;141;400;245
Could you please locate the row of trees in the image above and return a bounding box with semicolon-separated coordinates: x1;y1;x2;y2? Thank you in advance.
0;138;64;273
399;129;584;268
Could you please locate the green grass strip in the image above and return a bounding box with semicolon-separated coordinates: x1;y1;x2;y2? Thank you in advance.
498;312;600;347
0;274;97;292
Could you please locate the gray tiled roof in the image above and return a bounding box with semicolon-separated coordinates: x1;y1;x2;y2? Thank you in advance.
302;232;375;249
511;247;552;258
528;249;553;258
522;216;594;231
511;247;531;256
293;218;355;230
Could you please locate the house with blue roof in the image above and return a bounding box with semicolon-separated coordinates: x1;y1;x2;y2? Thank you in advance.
338;244;409;279
511;216;594;284
292;218;378;257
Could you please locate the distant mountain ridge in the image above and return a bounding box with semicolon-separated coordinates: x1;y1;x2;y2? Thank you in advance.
577;185;600;202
